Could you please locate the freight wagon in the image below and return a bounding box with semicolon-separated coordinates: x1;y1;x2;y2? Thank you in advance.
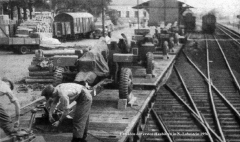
53;12;95;41
202;13;216;34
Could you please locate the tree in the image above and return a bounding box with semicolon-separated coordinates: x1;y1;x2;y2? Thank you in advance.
107;9;119;25
50;0;112;16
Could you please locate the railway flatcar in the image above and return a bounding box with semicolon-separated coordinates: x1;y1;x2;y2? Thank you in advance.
183;13;196;32
202;13;216;34
53;12;95;41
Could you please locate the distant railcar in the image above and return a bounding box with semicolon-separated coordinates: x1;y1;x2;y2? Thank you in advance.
183;13;196;32
53;12;95;41
202;13;216;34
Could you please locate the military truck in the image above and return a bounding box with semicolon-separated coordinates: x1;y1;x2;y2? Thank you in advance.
0;27;40;54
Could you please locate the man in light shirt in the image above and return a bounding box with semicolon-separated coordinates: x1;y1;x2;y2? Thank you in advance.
41;83;92;142
0;77;20;136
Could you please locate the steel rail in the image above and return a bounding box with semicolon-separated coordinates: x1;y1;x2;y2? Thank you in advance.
217;24;240;39
164;84;223;142
174;66;214;142
213;35;240;92
183;51;240;120
205;35;226;142
151;109;175;142
217;25;240;45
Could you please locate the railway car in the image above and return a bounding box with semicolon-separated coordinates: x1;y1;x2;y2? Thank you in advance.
202;13;216;34
183;13;196;32
53;12;95;41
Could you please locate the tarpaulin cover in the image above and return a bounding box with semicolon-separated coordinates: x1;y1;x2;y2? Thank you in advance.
77;38;109;77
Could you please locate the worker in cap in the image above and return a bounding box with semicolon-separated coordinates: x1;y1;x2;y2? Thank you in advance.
163;41;169;59
119;33;131;53
41;83;92;142
0;77;20;135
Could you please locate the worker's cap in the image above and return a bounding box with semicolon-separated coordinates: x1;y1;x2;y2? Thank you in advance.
41;85;54;100
2;77;14;90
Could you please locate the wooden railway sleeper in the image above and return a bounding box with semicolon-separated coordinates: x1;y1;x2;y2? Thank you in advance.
151;109;175;142
174;66;214;142
183;51;240;121
164;84;223;142
213;35;240;93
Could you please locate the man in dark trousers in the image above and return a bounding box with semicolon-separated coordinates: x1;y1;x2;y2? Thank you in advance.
41;83;92;142
0;77;20;135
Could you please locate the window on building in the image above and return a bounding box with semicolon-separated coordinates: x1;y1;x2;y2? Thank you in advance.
143;11;147;17
126;11;130;17
118;11;121;17
135;11;139;18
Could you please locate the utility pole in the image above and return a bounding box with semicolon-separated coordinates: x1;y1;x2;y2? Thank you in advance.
102;0;105;37
137;0;139;29
163;0;166;23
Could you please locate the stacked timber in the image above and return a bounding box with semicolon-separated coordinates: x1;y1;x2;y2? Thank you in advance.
26;49;88;84
26;55;54;84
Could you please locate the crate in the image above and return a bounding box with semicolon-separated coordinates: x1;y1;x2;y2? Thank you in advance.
53;55;78;67
134;29;150;35
113;53;134;62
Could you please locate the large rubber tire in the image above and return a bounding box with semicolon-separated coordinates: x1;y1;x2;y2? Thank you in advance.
119;68;133;101
53;67;64;86
146;52;154;74
19;46;28;54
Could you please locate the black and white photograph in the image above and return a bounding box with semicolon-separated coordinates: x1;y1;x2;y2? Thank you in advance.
0;0;240;141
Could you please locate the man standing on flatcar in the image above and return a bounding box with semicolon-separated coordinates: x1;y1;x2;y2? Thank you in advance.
41;83;92;142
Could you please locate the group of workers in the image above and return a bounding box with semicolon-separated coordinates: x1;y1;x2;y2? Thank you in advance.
154;25;180;59
0;77;92;142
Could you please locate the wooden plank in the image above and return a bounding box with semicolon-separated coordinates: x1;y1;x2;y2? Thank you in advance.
90;113;134;123
89;122;128;131
28;65;49;72
27;76;54;79
29;71;53;76
25;79;54;83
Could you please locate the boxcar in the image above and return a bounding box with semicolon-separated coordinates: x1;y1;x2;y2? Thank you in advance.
53;12;95;41
202;13;216;34
183;13;196;32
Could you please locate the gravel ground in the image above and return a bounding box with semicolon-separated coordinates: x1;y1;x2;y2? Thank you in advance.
0;24;154;115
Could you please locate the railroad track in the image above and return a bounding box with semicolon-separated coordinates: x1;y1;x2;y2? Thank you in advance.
143;53;213;142
217;24;240;40
143;32;240;142
206;34;240;141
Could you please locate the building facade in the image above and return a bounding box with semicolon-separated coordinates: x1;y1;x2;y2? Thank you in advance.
109;0;149;24
148;0;180;26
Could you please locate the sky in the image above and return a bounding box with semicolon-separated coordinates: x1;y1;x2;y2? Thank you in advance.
180;0;240;16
